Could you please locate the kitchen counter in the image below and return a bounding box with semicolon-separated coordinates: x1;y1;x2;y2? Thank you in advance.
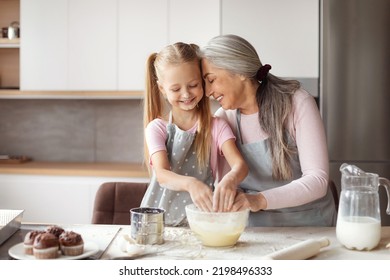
103;226;390;260
0;161;149;178
2;224;389;260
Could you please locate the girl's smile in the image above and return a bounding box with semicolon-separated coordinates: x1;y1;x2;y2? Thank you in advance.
158;62;204;113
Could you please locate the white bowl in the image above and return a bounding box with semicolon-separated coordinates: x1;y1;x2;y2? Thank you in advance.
185;204;249;247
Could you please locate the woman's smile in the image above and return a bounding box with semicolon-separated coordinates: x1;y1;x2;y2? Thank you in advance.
215;95;223;102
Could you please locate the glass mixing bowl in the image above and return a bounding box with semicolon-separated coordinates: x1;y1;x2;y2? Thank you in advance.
185;204;249;247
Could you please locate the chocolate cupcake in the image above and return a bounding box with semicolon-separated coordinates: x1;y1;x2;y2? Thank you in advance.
46;225;65;238
59;231;84;256
23;230;45;255
33;232;60;259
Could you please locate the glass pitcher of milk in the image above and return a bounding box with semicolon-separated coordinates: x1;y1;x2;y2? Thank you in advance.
336;163;390;250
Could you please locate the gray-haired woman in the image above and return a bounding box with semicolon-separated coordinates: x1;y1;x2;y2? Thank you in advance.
200;34;336;226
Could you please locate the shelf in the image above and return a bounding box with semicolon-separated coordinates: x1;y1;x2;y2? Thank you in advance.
0;38;20;48
0;161;150;178
0;90;145;99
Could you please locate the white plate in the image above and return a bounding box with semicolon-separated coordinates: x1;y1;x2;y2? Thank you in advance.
8;241;99;260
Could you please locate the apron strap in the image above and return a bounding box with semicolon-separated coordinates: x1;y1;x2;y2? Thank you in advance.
169;111;173;124
236;110;244;145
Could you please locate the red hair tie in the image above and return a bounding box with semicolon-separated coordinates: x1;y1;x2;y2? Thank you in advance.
256;64;272;82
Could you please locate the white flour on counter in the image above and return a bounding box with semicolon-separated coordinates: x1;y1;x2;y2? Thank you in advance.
115;227;312;259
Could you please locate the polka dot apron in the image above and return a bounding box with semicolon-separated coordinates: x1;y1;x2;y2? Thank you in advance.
141;113;214;227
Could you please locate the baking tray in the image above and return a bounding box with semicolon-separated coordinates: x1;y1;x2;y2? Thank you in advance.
0;210;24;245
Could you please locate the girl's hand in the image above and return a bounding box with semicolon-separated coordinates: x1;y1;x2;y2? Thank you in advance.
214;138;248;212
187;178;214;212
212;174;237;212
150;151;214;211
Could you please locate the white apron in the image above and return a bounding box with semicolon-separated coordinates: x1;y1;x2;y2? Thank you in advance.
235;110;336;226
141;114;214;226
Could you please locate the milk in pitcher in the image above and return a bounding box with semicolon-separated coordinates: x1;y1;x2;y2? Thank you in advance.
336;216;381;250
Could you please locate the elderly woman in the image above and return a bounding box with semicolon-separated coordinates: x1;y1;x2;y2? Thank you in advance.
200;34;336;226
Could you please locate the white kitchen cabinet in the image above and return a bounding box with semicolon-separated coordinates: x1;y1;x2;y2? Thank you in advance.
21;0;116;91
222;0;319;78
118;0;168;91
168;0;220;47
21;0;167;91
20;0;68;90
20;0;222;91
0;174;149;224
68;0;117;90
118;0;220;91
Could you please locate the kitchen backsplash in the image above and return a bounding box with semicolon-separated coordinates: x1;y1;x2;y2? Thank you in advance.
0;99;144;163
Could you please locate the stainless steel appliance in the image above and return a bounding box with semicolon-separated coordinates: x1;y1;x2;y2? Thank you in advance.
320;0;390;224
7;21;20;39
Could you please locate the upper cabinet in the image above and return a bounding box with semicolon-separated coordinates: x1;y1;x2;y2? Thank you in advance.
118;0;168;91
222;0;319;78
20;0;221;91
21;0;116;90
17;0;317;92
68;0;117;90
21;0;67;90
168;0;220;47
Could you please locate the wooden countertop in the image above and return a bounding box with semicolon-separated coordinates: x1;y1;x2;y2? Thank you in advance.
0;161;149;178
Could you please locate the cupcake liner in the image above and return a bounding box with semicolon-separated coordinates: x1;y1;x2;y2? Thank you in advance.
33;247;59;259
60;244;84;256
24;244;33;255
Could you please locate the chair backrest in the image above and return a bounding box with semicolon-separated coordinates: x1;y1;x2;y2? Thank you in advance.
91;182;148;225
328;179;339;212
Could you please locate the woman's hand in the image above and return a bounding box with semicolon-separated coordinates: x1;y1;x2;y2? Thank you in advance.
231;191;267;212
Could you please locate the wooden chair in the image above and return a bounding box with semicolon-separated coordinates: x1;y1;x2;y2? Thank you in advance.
328;179;339;212
91;182;148;225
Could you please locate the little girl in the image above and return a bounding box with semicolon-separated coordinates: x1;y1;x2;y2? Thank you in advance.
141;42;248;226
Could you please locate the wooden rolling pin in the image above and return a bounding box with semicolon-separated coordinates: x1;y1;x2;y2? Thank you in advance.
261;238;330;260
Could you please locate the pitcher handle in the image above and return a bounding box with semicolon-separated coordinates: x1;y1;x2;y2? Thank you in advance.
379;177;390;215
